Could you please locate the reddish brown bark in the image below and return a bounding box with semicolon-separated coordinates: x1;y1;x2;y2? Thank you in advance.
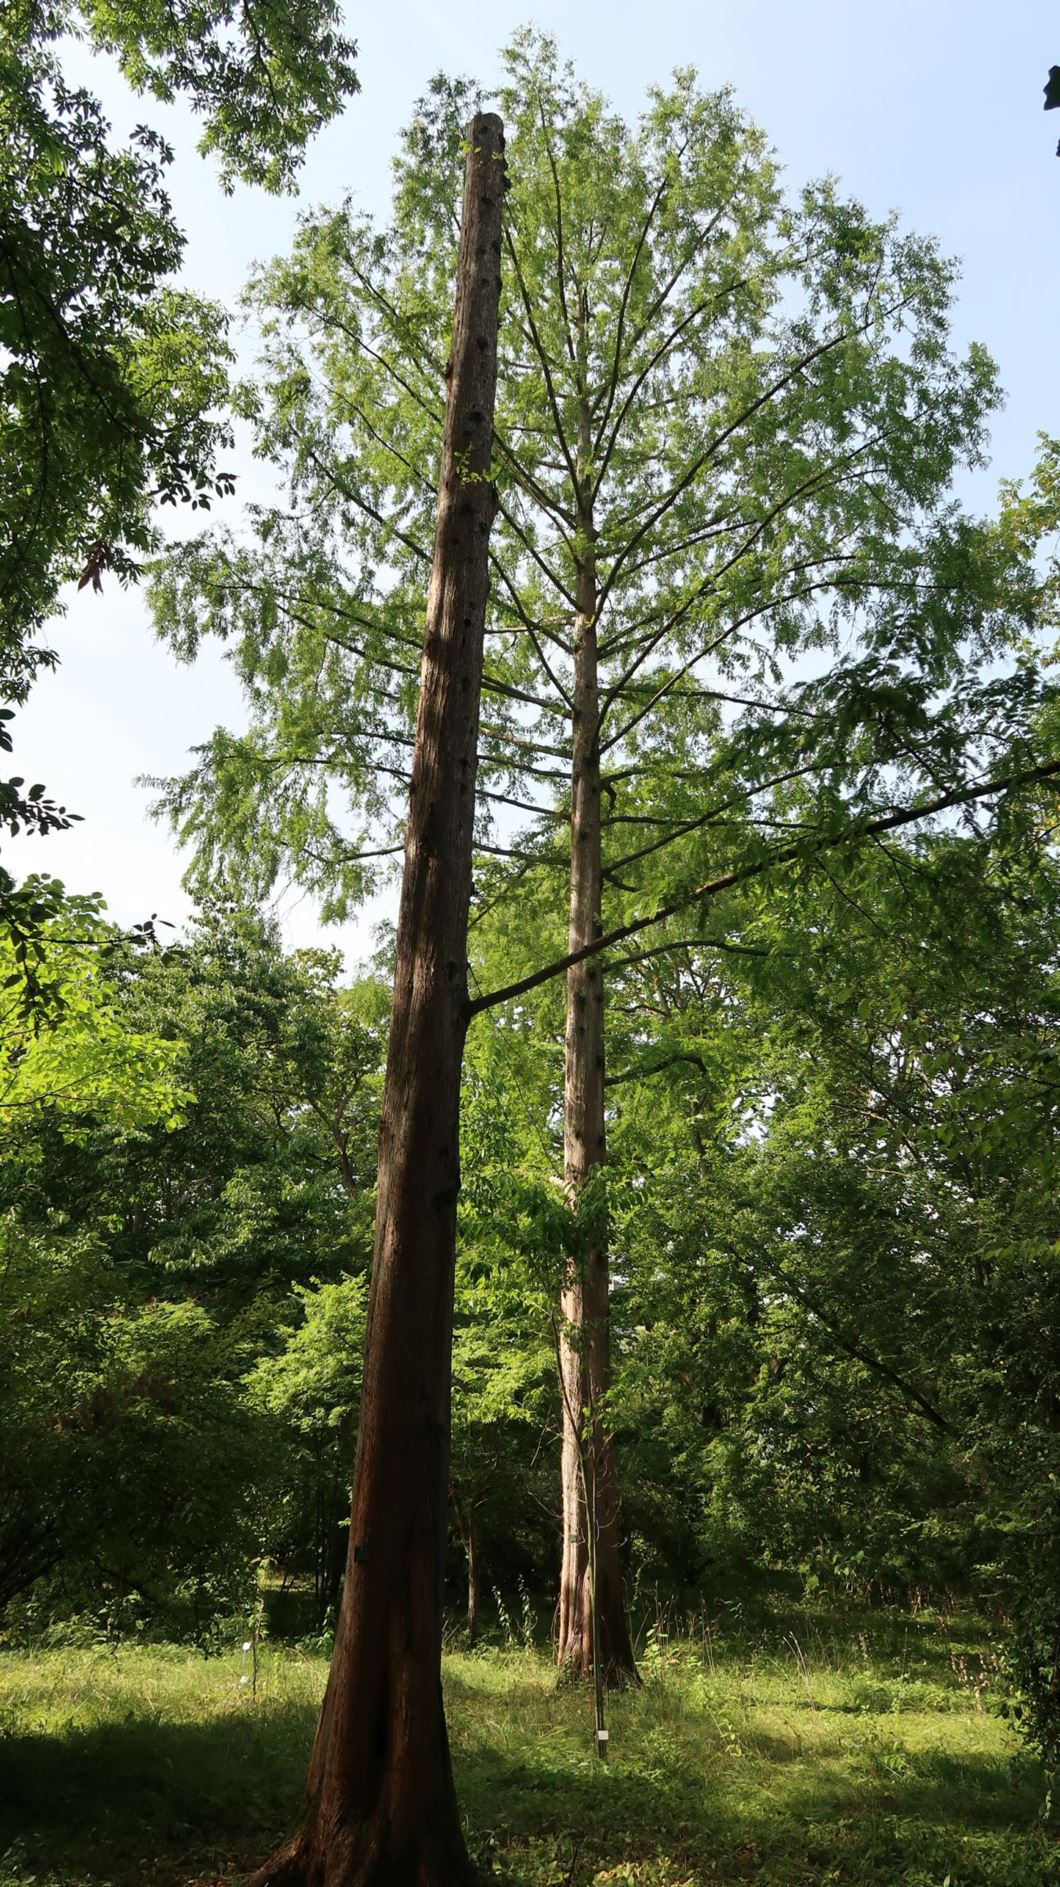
251;112;504;1887
555;383;638;1689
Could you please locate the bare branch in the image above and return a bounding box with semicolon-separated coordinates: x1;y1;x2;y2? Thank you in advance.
467;757;1060;1015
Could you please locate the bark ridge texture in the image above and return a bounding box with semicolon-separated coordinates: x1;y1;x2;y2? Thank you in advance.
252;111;505;1887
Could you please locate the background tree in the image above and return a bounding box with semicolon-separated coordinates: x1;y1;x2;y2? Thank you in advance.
0;894;189;1124
1;1218;273;1633
0;909;386;1633
719;791;1060;1754
452;1033;568;1641
0;0;358;984
248;1272;368;1628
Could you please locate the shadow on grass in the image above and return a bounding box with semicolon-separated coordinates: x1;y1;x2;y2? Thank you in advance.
0;1677;1048;1887
705;1602;990;1682
458;1735;1042;1836
460;1743;1051;1887
0;1698;317;1885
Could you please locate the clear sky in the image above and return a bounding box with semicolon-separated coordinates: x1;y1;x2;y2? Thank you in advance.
10;0;1058;965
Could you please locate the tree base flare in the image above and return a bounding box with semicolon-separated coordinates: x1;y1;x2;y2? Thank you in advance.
556;1645;642;1691
249;1819;480;1887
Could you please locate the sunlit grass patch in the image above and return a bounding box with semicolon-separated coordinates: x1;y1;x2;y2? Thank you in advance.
0;1612;1053;1886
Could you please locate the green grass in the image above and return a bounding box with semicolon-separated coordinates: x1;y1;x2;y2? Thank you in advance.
0;1611;1055;1886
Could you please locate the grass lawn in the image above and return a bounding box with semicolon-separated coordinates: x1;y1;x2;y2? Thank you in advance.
0;1610;1055;1886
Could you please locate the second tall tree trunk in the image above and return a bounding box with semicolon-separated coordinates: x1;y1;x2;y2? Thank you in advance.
251;113;505;1887
555;375;639;1688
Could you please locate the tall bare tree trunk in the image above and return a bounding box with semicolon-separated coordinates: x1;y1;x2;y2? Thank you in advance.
555;368;638;1689
251;113;504;1887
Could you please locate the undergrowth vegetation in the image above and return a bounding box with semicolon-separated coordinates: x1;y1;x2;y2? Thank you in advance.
1;1610;1054;1887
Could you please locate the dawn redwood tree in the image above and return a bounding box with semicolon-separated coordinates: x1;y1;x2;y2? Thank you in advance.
151;33;1058;1685
250;114;504;1887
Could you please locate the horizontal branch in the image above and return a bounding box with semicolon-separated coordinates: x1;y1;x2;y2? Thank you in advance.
604;1050;709;1089
607;936;774;973
467;756;1060;1015
775;1268;953;1435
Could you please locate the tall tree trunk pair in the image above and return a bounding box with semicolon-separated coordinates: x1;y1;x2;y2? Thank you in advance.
252;113;504;1887
554;383;638;1687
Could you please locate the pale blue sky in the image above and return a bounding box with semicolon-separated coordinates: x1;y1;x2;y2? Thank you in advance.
12;1;1058;961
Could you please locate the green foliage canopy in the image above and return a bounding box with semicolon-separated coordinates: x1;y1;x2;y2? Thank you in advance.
152;33;1058;1005
0;0;358;980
